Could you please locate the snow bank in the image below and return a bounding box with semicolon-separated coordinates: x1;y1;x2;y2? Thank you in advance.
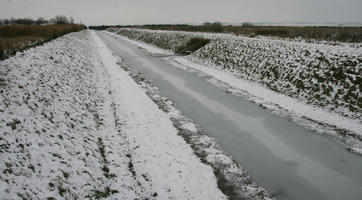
0;31;111;199
0;30;226;199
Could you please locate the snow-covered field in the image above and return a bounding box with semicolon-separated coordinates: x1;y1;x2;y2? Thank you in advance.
1;26;360;199
0;30;236;199
110;29;362;154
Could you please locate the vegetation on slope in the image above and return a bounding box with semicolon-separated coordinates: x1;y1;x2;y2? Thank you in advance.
0;16;86;60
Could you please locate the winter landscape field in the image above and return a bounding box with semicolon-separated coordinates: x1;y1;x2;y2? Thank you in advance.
1;0;362;200
1;26;361;199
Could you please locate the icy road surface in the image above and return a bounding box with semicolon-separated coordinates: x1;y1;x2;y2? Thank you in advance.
97;31;362;200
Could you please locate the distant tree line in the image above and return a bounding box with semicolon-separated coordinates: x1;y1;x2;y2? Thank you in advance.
202;21;223;32
0;15;77;26
88;25;116;30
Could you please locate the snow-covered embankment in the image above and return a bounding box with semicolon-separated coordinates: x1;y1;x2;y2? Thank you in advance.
0;30;227;199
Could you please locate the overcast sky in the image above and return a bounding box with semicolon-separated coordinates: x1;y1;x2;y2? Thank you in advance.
0;0;361;25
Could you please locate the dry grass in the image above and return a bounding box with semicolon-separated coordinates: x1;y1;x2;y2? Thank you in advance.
0;24;86;59
0;36;43;51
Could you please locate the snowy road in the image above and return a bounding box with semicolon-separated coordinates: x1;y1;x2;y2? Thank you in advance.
97;31;362;200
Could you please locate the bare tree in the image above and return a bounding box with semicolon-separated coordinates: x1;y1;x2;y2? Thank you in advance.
211;21;223;32
36;17;47;25
203;22;212;26
0;16;78;26
54;15;69;24
212;21;222;27
69;17;74;24
3;19;10;26
242;22;254;27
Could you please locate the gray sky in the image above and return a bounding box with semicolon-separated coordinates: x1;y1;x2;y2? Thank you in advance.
0;0;361;25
